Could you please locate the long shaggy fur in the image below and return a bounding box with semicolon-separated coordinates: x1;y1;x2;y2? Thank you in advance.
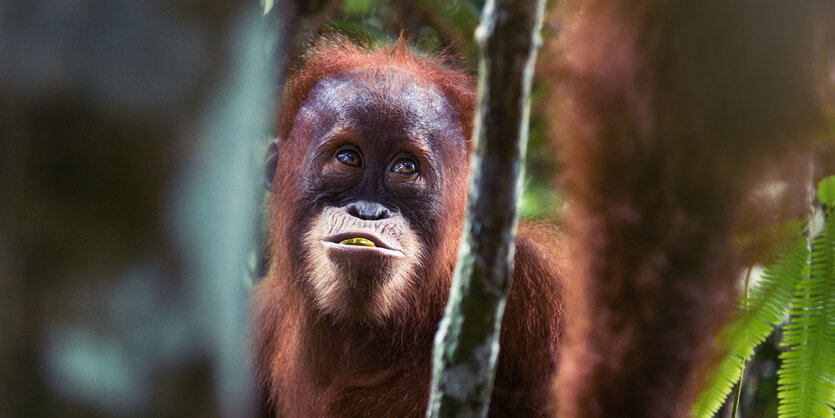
549;1;833;416
254;37;564;417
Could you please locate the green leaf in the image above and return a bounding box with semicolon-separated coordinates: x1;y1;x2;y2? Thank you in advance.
343;0;375;16
692;238;809;418
778;218;835;417
818;176;835;207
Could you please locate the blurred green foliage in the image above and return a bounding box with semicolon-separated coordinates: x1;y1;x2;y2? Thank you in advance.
1;1;270;416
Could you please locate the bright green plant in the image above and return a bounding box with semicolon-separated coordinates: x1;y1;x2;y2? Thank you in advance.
693;175;835;418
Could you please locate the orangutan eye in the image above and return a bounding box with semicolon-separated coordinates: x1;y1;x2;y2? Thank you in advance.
336;150;361;167
391;158;418;175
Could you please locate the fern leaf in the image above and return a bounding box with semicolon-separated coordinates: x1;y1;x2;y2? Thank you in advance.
692;238;809;418
778;218;835;417
817;175;835;207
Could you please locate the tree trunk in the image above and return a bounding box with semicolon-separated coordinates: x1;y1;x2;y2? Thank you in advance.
426;0;546;417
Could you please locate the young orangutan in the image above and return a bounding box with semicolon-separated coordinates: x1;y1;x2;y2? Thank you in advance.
253;39;564;417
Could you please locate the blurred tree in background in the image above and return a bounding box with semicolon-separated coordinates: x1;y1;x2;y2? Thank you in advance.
0;1;273;416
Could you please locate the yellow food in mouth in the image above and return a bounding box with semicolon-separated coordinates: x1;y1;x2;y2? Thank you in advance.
339;238;376;247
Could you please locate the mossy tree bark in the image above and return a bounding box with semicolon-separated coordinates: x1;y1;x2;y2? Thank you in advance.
426;0;546;417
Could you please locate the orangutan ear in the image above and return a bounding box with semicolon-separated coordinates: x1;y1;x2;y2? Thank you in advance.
264;138;281;191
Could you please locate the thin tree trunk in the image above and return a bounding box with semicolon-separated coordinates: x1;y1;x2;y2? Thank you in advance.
426;0;546;417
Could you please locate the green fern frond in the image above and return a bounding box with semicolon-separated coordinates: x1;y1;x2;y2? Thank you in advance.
692;238;809;418
817;175;835;208
778;217;835;417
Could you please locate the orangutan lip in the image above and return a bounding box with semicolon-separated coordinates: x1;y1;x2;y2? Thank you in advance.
323;232;403;255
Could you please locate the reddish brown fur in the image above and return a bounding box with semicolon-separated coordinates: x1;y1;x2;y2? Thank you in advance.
549;1;833;416
277;37;476;144
253;224;563;417
254;38;564;417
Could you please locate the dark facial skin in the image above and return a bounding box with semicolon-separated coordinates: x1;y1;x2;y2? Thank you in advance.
271;67;469;324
